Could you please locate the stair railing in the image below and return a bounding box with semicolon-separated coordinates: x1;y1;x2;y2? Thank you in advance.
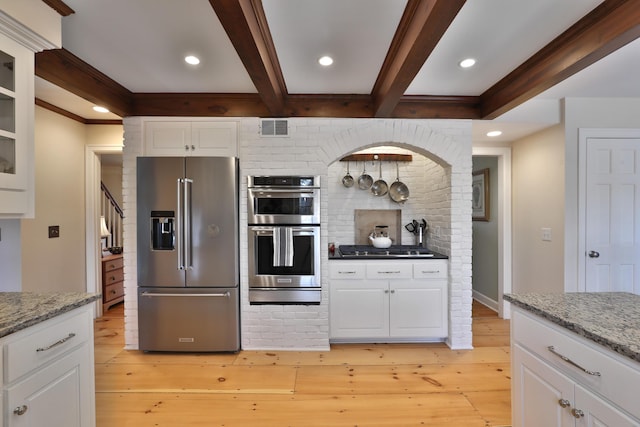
100;182;124;248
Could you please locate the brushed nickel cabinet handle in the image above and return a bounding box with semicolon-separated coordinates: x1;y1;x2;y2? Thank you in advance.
558;399;571;408
571;408;584;419
36;333;76;352
13;405;28;416
547;346;601;376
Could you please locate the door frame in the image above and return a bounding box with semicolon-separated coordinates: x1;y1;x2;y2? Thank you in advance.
577;128;640;291
85;144;123;317
472;146;512;319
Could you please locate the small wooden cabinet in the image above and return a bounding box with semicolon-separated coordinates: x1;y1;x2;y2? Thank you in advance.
102;254;124;311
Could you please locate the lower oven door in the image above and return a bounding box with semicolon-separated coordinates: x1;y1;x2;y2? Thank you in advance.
248;225;320;303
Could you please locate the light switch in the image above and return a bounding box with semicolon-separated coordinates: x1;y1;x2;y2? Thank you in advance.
541;228;552;241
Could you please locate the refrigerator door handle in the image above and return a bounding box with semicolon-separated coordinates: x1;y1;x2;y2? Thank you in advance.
184;178;193;269
140;292;231;298
176;178;185;270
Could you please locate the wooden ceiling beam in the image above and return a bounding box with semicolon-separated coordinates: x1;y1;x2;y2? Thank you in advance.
41;0;75;16
35;48;134;118
209;0;286;116
480;0;640;119
371;0;466;118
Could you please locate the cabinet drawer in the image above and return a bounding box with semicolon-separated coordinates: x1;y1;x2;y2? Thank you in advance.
412;260;448;279
104;257;123;272
513;309;640;420
330;263;366;279
105;281;125;302
366;263;412;279
104;268;123;285
5;308;91;383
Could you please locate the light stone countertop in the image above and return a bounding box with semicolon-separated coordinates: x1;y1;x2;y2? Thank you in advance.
0;292;101;338
504;292;640;363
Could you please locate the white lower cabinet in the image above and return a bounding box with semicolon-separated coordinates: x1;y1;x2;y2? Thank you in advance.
329;260;448;341
512;308;640;427
1;306;96;427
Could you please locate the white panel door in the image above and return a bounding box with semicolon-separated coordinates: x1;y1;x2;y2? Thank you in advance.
585;138;640;293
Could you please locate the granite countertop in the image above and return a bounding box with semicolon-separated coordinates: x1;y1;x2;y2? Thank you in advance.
505;292;640;363
0;292;101;338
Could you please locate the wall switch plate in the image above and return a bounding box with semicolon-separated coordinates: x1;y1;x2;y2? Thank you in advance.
48;225;60;238
541;227;552;241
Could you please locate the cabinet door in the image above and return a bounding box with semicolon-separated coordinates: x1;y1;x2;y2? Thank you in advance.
329;280;388;339
191;121;237;157
574;385;640;427
144;121;192;156
513;344;574;427
6;345;93;427
0;34;33;216
389;279;447;338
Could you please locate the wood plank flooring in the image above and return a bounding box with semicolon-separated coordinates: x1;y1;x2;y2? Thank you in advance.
94;302;511;426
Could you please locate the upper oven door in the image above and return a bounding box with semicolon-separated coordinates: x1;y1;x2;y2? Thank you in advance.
247;188;320;224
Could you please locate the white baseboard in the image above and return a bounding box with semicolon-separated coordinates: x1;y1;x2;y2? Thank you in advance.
472;290;499;312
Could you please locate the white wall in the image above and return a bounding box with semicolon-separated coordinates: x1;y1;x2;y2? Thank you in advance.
20;107;87;292
122;117;474;351
511;124;566;293
563;98;640;291
0;219;21;290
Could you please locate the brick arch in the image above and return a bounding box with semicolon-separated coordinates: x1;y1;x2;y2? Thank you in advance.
319;120;456;168
318;119;473;350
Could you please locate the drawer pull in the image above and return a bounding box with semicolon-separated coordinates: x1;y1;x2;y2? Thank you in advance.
558;399;571;408
421;270;440;274
13;405;28;416
36;333;76;352
339;271;357;275
378;270;401;274
547;346;601;376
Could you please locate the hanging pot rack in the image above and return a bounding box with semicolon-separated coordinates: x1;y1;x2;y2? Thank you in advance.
340;154;412;162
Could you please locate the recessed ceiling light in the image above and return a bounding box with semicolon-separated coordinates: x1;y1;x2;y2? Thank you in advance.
459;58;476;68
487;130;502;137
318;56;334;66
92;106;109;113
185;55;200;65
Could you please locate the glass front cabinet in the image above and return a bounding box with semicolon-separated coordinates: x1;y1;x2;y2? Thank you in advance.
0;27;36;217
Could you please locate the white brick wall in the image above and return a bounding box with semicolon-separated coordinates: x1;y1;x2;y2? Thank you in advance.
123;117;473;351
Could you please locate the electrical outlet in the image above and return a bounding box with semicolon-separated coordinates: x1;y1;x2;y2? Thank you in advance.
541;227;552;241
48;225;60;238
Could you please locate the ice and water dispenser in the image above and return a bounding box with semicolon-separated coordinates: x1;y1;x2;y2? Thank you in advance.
151;211;175;250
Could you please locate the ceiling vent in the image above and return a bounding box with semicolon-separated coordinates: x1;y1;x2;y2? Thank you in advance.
260;119;289;137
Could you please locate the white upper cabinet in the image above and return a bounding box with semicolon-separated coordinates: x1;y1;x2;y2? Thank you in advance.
0;6;61;218
144;120;238;157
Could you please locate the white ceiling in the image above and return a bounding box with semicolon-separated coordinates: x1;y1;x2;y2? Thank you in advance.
34;0;640;143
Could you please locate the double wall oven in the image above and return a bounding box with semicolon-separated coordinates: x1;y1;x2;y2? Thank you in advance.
248;176;321;304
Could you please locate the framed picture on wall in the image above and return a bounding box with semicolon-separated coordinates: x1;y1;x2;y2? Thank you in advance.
472;168;490;221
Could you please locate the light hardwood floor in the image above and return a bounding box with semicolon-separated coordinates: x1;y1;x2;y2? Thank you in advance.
94;302;511;426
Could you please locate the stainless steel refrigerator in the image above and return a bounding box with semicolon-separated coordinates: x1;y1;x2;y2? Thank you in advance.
137;157;239;352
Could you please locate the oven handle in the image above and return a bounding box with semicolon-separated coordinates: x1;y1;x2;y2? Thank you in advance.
249;189;317;195
250;226;318;234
